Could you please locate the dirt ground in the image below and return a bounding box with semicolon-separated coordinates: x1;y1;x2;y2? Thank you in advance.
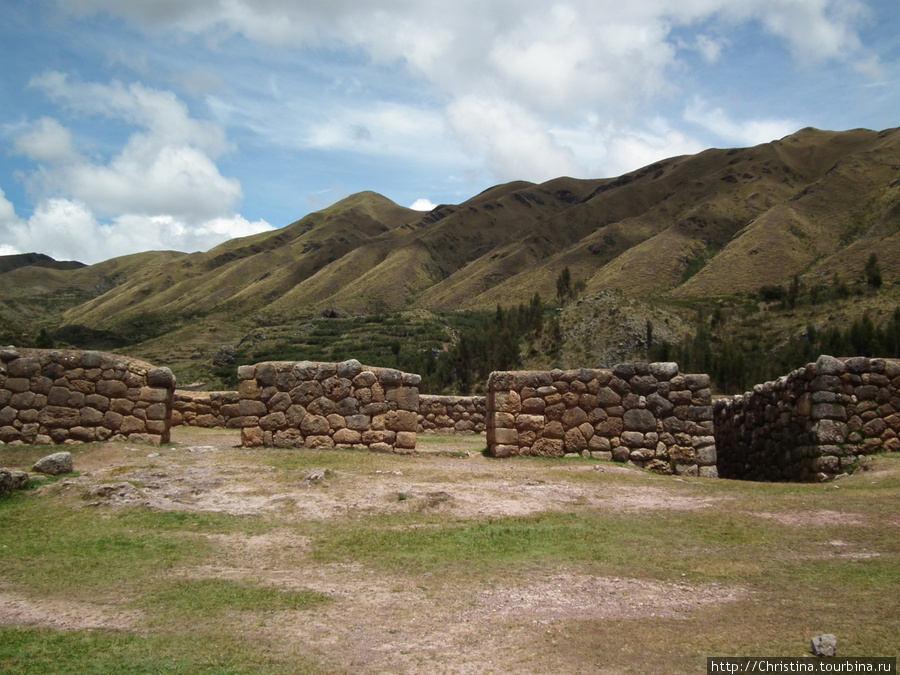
2;428;755;673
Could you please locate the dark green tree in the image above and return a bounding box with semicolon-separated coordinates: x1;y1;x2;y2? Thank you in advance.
556;267;572;304
34;328;54;349
865;253;883;289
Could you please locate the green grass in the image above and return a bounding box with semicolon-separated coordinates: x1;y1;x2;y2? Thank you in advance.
0;501;214;597
0;627;321;675
144;578;331;616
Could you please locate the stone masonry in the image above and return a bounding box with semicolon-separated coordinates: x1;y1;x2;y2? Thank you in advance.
485;363;717;477
0;347;176;445
172;390;242;428
237;359;420;452
715;354;900;481
418;395;486;434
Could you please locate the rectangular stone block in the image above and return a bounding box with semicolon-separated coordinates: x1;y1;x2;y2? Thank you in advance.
492;427;519;445
385;409;418;432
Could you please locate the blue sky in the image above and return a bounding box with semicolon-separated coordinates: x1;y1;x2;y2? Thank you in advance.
0;0;898;264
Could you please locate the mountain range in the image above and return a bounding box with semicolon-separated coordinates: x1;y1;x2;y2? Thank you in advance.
2;125;899;385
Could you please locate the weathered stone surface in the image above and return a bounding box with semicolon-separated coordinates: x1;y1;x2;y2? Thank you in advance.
333;428;362;444
561;407;588;428
530;438;564;457
491;427;519;445
649;362;679;380
300;414;331;435
33;452;73;475
564;427;588;452
386;409;418;432
492;391;521;414
485;365;713;462
235;361;419;452
623;409;656;433
386;386;419;411
0;469;30;496
239;399;268;417
815;355;845;376
810;634;837;658
337;359;363;379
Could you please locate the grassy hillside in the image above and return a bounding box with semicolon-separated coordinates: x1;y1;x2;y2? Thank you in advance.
2;126;899;391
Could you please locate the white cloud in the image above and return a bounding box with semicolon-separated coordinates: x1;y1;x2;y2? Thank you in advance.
53;0;876;186
3;74;273;264
12;117;79;164
409;198;437;211
0;196;272;264
7;198;101;263
684;97;798;147
60;135;243;220
447;95;580;182
751;0;870;65
684;34;729;64
304;102;451;159
0;187;21;227
30;72;231;157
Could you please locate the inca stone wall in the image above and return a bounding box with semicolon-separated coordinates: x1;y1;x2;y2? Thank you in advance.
0;347;176;445
237;359;420;452
485;363;717;476
172;391;242;428
715;355;900;481
418;395;486;434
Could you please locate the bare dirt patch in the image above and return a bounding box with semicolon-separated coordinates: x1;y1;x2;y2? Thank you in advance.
750;510;867;527
55;429;723;520
0;586;141;631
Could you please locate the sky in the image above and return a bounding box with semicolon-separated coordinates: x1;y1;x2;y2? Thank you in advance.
0;1;898;265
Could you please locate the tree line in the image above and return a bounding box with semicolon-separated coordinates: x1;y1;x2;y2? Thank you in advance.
401;293;546;394
650;306;900;395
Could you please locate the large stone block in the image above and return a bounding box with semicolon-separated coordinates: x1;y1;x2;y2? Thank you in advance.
239;399;267;417
259;412;287;431
623;408;656;433
300;414;330;435
333;428;362;444
515;414;545;432
38;406;81;428
96;380;128;398
386;386;420;411
492;391;521;414
386;409;418;432
529;438;564;457
561;407;589;429
491;427;519;445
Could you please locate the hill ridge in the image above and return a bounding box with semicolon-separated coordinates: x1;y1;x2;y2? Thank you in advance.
1;125;899;359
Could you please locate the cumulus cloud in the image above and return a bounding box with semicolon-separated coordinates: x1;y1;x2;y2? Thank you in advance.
409;198;437;211
51;0;873;186
14;0;876;245
51;0;877;185
447;96;580;182
29;72;231;156
684;97;798;147
5;74;272;264
0;195;272;263
12;117;79;164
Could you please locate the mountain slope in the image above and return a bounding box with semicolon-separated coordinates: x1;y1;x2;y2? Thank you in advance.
2;126;899;357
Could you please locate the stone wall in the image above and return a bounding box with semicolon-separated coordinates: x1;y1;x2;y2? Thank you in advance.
172;390;241;428
237;359;420;452
714;355;900;481
485;363;717;476
418;395;486;434
0;347;176;445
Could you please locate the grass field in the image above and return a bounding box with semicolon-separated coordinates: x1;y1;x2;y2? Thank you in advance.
1;428;898;673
